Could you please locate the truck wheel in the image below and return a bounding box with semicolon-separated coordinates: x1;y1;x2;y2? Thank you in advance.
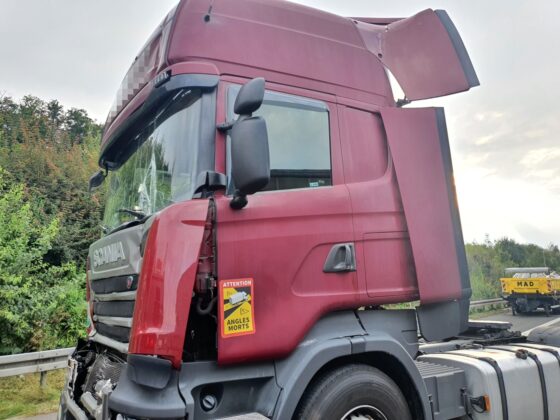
295;364;412;420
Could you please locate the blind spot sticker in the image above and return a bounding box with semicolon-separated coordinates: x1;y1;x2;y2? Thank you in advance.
219;278;255;338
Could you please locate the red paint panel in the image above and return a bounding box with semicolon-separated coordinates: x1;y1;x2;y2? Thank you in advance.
355;9;479;100
215;186;360;365
339;105;418;302
381;107;467;304
341;107;388;183
363;232;417;298
129;200;209;368
168;0;392;100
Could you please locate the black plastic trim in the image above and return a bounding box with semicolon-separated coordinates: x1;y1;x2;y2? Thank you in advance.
95;323;130;343
435;108;471;303
127;354;173;390
434;108;471;335
100;73;219;168
434;10;480;88
93;301;135;318
90;275;138;294
109;363;185;418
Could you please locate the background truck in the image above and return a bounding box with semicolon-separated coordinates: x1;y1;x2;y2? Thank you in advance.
58;1;560;419
501;267;560;315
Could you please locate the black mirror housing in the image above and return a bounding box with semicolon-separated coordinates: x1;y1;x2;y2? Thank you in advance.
231;116;270;197
89;170;106;192
234;77;265;115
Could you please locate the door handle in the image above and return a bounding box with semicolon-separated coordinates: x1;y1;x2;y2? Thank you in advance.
323;243;356;273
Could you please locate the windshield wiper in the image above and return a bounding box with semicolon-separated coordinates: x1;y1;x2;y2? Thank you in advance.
117;208;147;219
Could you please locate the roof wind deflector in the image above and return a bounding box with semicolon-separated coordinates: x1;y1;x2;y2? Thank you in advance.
353;9;479;101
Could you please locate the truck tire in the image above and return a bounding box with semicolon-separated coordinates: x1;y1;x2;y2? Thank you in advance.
294;364;412;420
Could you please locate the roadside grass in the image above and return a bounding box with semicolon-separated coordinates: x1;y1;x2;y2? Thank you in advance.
0;370;65;419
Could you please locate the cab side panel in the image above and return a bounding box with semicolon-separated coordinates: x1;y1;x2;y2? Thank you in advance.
339;105;418;301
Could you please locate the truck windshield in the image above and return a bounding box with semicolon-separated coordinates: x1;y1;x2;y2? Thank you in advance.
102;89;204;230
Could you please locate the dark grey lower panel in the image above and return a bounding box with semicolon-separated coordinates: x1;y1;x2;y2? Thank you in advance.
417;299;468;341
273;310;431;420
178;360;279;419
416;361;467;420
109;365;186;419
109;310;431;420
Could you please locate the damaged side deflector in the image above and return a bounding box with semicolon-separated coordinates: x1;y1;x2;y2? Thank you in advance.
353;9;479;101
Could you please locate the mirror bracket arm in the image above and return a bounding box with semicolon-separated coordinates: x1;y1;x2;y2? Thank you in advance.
396;97;411;108
216;121;235;132
230;191;248;210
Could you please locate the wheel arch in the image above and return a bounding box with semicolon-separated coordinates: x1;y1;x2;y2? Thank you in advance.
272;312;431;420
309;351;426;420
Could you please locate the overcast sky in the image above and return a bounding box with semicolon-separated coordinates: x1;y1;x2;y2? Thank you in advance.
1;0;559;246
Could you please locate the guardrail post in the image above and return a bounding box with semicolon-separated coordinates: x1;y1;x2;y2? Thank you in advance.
40;370;47;388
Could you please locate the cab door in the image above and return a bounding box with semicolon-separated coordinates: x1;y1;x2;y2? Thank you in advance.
338;103;418;303
215;79;360;364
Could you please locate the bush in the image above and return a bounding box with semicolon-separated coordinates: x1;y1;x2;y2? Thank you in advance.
0;169;85;354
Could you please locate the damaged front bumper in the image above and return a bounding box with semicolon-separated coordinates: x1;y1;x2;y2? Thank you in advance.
59;354;113;420
58;341;278;420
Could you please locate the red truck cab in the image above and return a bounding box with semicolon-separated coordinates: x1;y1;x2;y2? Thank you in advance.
59;1;480;419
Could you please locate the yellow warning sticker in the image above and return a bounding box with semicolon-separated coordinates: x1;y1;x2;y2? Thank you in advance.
219;278;255;338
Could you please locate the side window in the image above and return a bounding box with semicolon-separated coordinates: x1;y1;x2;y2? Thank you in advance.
228;87;331;192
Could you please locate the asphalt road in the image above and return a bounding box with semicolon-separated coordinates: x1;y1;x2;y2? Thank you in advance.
481;308;560;334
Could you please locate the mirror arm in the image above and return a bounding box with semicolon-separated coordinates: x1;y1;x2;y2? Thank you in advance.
230;191;248;210
216;121;235;132
396;97;411;108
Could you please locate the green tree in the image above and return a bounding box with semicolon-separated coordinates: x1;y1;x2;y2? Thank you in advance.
0;168;85;353
465;237;560;299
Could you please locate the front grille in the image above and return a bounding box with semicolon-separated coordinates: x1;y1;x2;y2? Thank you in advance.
95;323;131;343
94;301;135;318
91;274;138;348
90;274;139;294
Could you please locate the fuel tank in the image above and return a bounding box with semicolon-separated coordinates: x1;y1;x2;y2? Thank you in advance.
420;344;560;420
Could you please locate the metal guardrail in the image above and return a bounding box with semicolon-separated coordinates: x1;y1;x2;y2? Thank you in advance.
469;297;504;309
0;347;73;379
0;299;506;380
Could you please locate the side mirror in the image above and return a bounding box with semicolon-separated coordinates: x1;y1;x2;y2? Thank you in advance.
88;169;106;192
234;77;265;115
230;117;270;207
229;78;270;209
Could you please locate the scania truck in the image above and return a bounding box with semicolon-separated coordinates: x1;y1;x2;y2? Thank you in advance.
59;1;560;419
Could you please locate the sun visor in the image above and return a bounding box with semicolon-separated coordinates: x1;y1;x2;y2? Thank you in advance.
354;9;479;101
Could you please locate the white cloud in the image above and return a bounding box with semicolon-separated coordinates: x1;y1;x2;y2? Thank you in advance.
520;148;560;167
455;160;560;246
